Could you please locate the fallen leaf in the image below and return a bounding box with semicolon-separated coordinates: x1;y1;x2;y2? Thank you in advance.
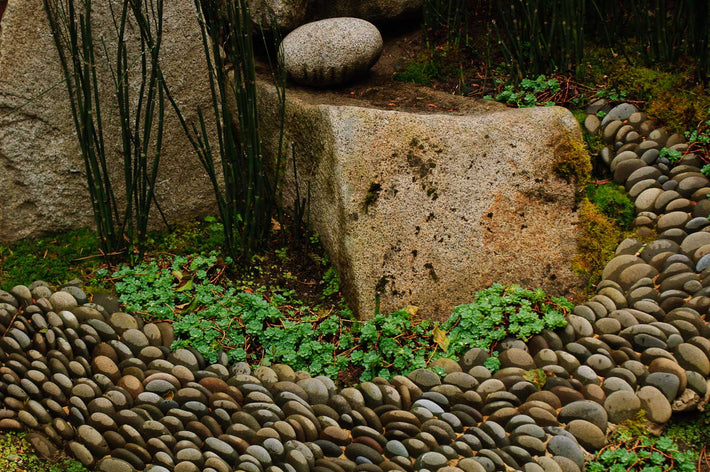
433;326;450;351
174;278;193;292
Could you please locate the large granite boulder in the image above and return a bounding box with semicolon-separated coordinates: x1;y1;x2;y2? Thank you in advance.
257;81;588;319
280;18;383;87
0;0;217;243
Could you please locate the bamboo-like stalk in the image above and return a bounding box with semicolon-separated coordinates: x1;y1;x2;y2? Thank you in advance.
165;0;286;263
44;0;168;261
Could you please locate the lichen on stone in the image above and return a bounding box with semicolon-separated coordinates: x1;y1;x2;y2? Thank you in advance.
551;134;592;188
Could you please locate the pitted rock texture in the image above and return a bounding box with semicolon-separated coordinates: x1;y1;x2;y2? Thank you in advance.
0;0;218;244
258;81;587;319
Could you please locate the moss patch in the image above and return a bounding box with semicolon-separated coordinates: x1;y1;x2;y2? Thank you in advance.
586;183;635;229
552;134;592;188
573;198;624;290
587;47;710;133
0;433;88;472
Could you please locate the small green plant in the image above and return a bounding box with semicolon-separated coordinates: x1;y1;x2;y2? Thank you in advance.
0;432;89;472
494;75;561;107
666;408;710;453
684;110;710;162
0;229;100;290
439;284;571;355
596;110;607;119
322;265;341;297
595;87;628;102
659;147;684;164
701;164;710;177
588;434;697;472
586;183;635;229
393;59;440;86
112;251;570;381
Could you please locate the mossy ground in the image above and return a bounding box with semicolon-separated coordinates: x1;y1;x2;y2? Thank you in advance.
0;433;88;472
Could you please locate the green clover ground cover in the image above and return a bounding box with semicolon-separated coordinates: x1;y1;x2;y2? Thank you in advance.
588;435;698;472
110;252;572;382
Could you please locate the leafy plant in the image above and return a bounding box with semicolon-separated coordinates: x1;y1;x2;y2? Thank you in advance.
586;183;635;229
685;110;710;162
666;408;710;458
595;87;628;102
588;433;697;472
440;284;570;355
659;147;684;164
111;249;570;381
494;75;560;107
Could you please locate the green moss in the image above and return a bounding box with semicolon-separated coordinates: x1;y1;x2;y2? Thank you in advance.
0;432;88;472
586;46;710;133
571;109;587;125
394;59;439;86
586;183;635;229
573;198;623;289
0;229;100;290
552;135;592;188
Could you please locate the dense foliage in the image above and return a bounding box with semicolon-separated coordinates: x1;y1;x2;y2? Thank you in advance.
110;254;571;381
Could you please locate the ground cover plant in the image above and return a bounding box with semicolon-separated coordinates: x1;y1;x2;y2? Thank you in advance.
0;432;88;472
106;245;572;382
588;412;703;472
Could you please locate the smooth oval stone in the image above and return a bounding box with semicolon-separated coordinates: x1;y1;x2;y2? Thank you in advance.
49;291;78;312
558;400;608;431
566;419;605;452
604;390;641;424
546;435;585;470
280;18;383;87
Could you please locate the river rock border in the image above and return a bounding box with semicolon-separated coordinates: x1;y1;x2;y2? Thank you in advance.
1;102;710;472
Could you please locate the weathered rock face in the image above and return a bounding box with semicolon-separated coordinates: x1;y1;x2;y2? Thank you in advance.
249;0;309;31
251;0;422;32
0;0;217;244
258;82;587;319
280;18;383;87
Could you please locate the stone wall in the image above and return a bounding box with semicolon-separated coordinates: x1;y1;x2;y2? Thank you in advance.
0;0;218;244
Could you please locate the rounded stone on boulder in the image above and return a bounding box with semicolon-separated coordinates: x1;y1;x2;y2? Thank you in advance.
280;18;383;87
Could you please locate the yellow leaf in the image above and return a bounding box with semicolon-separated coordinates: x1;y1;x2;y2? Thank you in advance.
174;278;193;292
433;326;450;352
171;270;183;280
403;305;419;316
